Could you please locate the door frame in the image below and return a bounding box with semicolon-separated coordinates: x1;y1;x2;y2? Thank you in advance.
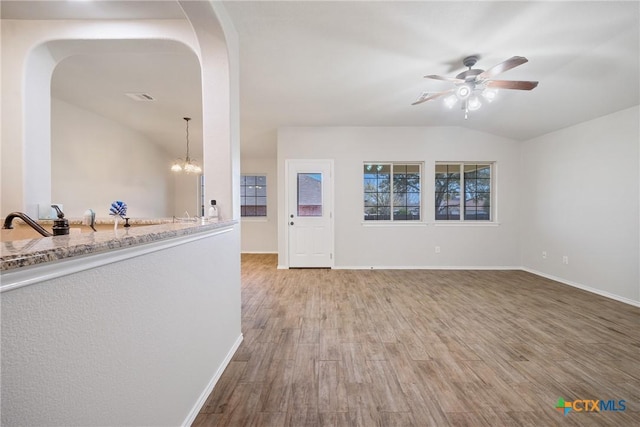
283;159;335;269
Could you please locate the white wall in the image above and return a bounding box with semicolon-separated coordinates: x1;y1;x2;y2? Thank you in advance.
52;98;177;218
278;126;521;269
1;227;242;426
173;173;202;218
520;106;640;304
241;157;278;253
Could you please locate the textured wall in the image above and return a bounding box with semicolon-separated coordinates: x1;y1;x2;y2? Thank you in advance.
520;106;640;304
1;227;242;426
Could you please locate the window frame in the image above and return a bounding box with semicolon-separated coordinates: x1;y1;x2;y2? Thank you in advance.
434;162;494;223
240;174;268;218
363;162;423;222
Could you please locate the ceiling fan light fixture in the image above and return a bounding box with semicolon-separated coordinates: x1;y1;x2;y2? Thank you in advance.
444;94;458;109
413;55;537;119
468;96;482;111
482;88;498;102
456;84;471;100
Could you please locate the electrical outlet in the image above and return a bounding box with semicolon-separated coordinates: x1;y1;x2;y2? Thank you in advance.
562;255;569;265
435;246;441;254
542;251;547;259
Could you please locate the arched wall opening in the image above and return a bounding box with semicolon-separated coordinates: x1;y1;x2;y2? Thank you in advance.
2;2;239;221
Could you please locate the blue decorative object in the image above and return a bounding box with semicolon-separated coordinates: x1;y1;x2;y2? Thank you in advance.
109;201;128;218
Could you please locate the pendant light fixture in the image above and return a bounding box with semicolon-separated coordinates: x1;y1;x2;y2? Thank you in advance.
171;117;202;174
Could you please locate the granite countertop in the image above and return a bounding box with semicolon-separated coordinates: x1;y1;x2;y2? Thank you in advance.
1;219;236;272
35;217;178;225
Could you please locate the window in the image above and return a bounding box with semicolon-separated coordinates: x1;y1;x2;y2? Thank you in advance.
297;173;323;216
364;163;421;221
241;175;267;217
435;163;492;221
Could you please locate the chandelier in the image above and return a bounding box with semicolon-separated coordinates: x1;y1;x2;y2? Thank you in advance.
171;117;202;174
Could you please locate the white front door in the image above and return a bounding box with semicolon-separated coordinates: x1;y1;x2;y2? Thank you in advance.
286;160;333;268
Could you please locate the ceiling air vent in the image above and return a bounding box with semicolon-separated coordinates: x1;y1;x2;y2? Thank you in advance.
125;92;155;101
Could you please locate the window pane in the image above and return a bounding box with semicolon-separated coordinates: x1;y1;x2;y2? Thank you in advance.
363;164;392;221
475;179;490;193
461;163;491;221
464;164;478;178
476;206;490;220
477;165;491;178
392;164;421;221
377;207;391;220
256;197;267;212
464;208;478;220
241;175;267;217
407;192;420;207
364;177;377;190
436;163;461;221
364;163;420;221
435;164;449;179
298;173;322;216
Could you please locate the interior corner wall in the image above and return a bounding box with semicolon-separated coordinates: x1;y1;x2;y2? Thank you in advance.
520;105;640;304
51;98;175;218
277;126;521;269
241;157;278;253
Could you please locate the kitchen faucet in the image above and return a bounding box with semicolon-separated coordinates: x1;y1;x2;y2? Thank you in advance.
3;205;70;237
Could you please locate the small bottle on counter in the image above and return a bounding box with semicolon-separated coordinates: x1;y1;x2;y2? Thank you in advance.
207;200;219;221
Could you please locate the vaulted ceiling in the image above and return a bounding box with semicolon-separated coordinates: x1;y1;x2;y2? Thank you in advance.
2;1;639;159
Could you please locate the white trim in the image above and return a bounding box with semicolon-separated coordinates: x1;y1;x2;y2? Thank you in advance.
361;221;428;227
241;217;268;222
433;222;500;227
182;333;243;427
522;267;640;308
241;251;277;254
277;264;288;270
334;265;521;270
1;226;234;293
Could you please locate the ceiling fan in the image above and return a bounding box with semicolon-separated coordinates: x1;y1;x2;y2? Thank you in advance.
412;55;538;117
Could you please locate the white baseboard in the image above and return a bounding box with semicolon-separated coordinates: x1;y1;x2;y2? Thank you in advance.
333;264;639;308
521;267;640;308
241;251;278;254
182;333;244;427
333;265;521;271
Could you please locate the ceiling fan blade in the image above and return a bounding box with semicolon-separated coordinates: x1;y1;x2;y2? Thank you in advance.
424;74;464;84
411;89;454;105
477;56;528;80
485;80;539;90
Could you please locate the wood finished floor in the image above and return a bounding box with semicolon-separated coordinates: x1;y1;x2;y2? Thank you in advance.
193;254;640;426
